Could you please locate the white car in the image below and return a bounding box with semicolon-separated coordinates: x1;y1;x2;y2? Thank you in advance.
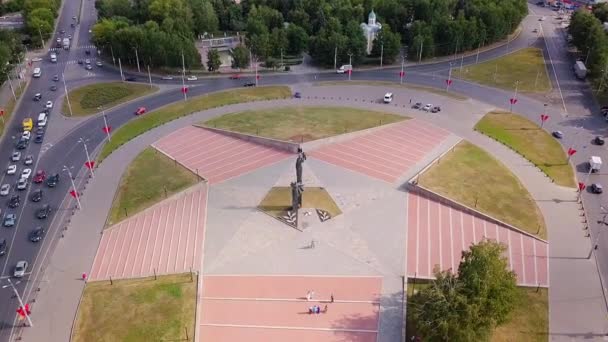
31;57;42;62
383;93;393;103
13;260;28;278
22;131;31;140
162;75;174;80
0;184;10;196
11;152;21;162
20;168;32;179
187;75;198;81
16;178;27;190
24;155;33;165
45;101;53;109
6;165;16;175
539;16;545;21
422;104;433;111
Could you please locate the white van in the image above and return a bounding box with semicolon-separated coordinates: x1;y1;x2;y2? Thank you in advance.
37;113;47;127
383;93;393;103
336;64;353;74
33;67;41;78
50;53;57;63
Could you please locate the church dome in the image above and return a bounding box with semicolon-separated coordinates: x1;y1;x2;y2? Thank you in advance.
369;10;376;20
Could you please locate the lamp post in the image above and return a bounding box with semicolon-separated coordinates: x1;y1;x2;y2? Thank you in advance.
380;43;384;67
2;279;33;327
62;73;73;116
181;51;187;101
400;55;405;84
100;108;111;141
63;165;81;209
133;47;141;73
348;53;353;81
78;138;94;178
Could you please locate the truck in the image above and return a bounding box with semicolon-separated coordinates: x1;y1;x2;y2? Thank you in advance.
336;64;352;74
62;38;70;50
590;156;602;173
574;61;587;80
50;53;57;63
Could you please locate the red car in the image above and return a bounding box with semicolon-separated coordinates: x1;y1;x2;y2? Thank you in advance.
33;170;46;183
135;107;147;115
229;74;241;80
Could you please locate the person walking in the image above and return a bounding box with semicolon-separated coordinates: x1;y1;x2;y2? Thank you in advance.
330;294;334;303
310;290;315;300
324;305;328;313
306;291;311;301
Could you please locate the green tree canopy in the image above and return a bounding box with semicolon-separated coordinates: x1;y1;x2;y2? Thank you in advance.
230;45;250;69
207;48;221;71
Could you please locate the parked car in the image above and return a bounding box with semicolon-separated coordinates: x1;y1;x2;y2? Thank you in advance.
16;178;27;191
552;131;564;139
431;106;441;113
243;82;256;87
29;227;45;242
50;85;57;91
595;136;605;145
85;49;90;55
20;168;32;179
36;204;51;219
85;59;91;64
422;104;433;111
161;75;174;80
34;134;44;144
22;131;31;141
11;152;21;162
33;93;42;101
52;75;59;82
0;239;6;256
229;74;241;80
30;189;43;202
0;184;10;196
294;92;302;98
125;77;137;82
412;102;423;109
45;100;53;109
33;170;46;183
85;64;93;70
13;260;27;277
24;155;33;165
591;183;604;194
46;174;59;187
6;165;16;175
187;75;198;81
77;59;83;64
135;107;147;115
7;195;19;209
96;61;103;67
16;139;27;150
3;213;16;227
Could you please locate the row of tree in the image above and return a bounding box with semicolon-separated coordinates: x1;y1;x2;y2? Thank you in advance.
0;0;24;16
23;0;61;47
0;29;24;82
569;7;608;85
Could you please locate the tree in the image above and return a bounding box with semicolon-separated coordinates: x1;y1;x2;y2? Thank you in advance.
207;48;221;71
96;0;133;19
371;23;401;63
286;24;308;55
230;45;249;69
593;3;608;23
270;27;288;58
343;20;366;64
410;240;519;341
190;0;218;36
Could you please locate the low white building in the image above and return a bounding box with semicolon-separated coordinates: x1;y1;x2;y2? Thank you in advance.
360;10;382;55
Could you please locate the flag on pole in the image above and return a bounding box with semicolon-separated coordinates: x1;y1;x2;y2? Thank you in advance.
102;126;111;133
70;189;79;198
85;161;95;169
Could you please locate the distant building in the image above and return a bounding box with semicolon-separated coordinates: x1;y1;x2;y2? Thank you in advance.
360;10;382;55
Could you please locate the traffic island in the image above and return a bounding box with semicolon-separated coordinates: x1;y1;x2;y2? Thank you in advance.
258;186;342;229
71;273;196;342
62;81;159;116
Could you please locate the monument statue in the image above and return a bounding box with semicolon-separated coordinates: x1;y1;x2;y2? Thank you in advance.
290;181;304;211
296;147;307;184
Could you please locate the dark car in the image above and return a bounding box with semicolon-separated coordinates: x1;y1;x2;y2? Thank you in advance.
34;134;44;144
31;189;43;202
85;49;90;55
552;131;564;139
50;85;57;91
595;136;605;145
7;195;19;209
125;77;137;82
592;183;604;194
52;74;59;82
77;59;83;65
412;102;423;109
431;106;441;113
29;227;45;242
46;174;59;187
36;204;51;219
294;92;302;98
243;82;256;87
33;93;42;101
16;139;28;150
0;239;6;256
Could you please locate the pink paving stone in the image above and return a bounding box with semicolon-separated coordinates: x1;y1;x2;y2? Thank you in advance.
89;226;114;280
204;151;288;184
418;196;430;277
202;276;382;302
122;214;146;277
146;205;167;275
198;326;376;342
131;210;154;277
332;141;411;172
355;137;423;163
428;200;441;273
536;240;549;286
451;208;464;269
473;217;486;244
509;232;525;283
312;151;396;183
523;237;537;285
440;203;453;272
407;194;419;275
462;214;475;251
380;126;447;150
200;300;379;331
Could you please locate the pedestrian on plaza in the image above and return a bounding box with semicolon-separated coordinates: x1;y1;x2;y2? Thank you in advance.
324;305;328;313
330;294;334;303
310;290;315;300
310;239;315;249
315;306;321;314
409;98;412;104
306;291;311;301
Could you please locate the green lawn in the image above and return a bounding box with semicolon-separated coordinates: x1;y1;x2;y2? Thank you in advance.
0;80;26;137
107;147;200;226
98;86;292;162
314;81;469;101
72;273;196;342
475;111;575;188
62;82;159;116
406;283;548;342
204;106;405;142
258;186;342;219
452;48;552;93
419;141;546;238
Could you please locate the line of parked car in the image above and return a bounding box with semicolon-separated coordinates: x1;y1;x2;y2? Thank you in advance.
412;102;441;113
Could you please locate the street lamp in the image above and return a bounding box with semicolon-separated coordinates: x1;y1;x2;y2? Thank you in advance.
62;72;73;116
589;209;608;259
347;52;353;81
63;165;81;210
78;138;94;178
2;279;33;327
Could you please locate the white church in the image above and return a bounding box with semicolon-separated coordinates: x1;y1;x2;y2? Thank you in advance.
360;10;382;55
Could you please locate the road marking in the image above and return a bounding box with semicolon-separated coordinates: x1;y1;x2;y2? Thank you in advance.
40;143;53;155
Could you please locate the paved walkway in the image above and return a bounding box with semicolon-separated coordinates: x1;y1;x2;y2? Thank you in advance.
17;83;604;341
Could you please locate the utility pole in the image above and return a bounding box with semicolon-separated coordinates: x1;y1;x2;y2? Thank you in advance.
446;63;452;92
255;57;259;86
280;49;284;69
78;138;94;178
63;165;81;209
102;111;111;141
181;51;187;101
38;26;44;49
133;47;141;73
147;65;152;88
510;81;519;112
476;40;482;64
110;45;116;66
3;280;33;327
418;39;423;63
460;50;464;72
62;73;73;116
400;55;405;84
6;74;16;101
118;58;124;81
348;53;353;81
380;43;384;68
334;46;337;70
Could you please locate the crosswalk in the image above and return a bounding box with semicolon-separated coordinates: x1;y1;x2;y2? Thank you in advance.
48;45;97;52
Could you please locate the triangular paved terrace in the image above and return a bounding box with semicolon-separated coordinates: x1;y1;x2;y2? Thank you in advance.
152;126;292;184
406;191;549;287
88;183;208;281
308;119;455;184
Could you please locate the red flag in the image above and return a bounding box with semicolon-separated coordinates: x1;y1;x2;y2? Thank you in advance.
102;126;111;133
25;304;31;315
85;161;95;169
399;71;405;78
509;98;518;105
256;74;260;80
0;109;4;116
70;190;78;198
540;114;549;122
445;79;452;86
16;307;24;318
347;69;352;75
567;148;577;156
181;86;188;94
578;182;586;191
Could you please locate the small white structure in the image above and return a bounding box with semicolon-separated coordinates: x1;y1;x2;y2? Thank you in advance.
360;10;382;55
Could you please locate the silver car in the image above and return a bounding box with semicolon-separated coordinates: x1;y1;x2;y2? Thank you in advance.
0;184;10;196
13;260;28;277
11;152;21;162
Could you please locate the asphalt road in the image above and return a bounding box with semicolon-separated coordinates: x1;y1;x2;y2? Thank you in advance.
0;1;604;340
